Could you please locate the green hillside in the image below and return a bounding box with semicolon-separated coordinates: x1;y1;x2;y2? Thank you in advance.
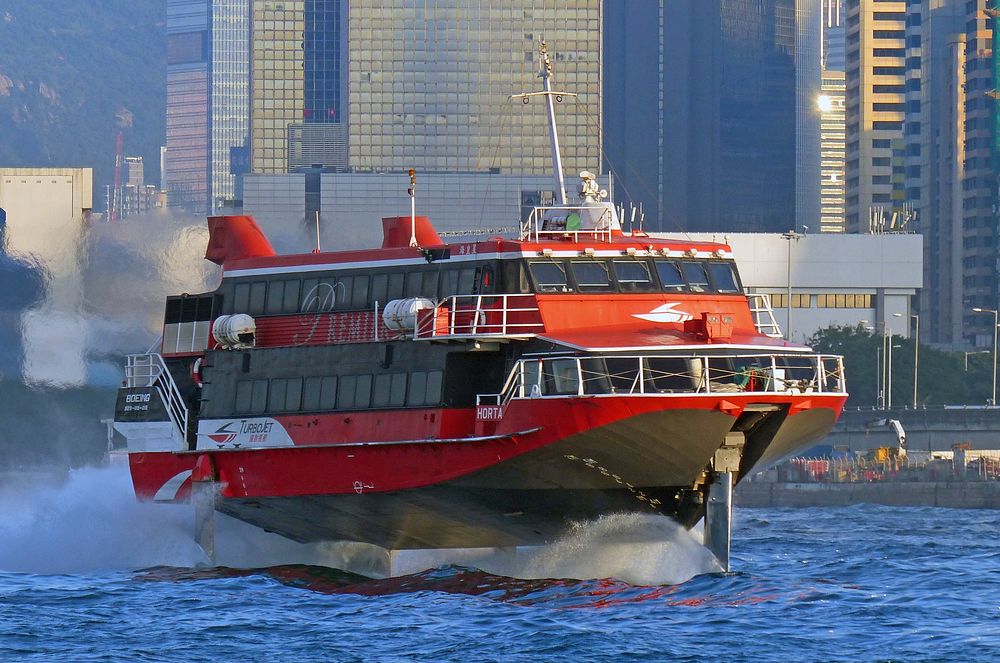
0;1;165;203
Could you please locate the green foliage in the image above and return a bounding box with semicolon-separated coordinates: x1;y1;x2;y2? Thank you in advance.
807;325;994;408
0;0;165;199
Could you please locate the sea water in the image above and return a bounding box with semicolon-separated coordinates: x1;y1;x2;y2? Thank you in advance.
1;465;999;661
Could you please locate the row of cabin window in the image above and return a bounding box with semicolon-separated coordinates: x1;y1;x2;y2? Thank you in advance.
526;259;741;295
230;268;487;316
234;370;444;415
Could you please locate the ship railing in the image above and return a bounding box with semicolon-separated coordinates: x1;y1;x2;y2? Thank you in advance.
124;353;189;440
414;294;544;341
520;205;616;243
747;292;784;338
482;352;846;405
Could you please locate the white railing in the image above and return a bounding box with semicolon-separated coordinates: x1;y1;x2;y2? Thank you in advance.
747;293;783;338
125;353;189;440
476;352;846;406
414;294;544;340
519;205;617;243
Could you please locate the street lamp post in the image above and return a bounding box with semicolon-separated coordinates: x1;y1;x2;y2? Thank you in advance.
781;231;804;341
861;319;888;408
971;307;998;406
894;312;920;408
912;314;919;408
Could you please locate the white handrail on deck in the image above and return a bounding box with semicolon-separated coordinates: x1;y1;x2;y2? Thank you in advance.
414;294;544;340
125;353;189;440
477;352;846;406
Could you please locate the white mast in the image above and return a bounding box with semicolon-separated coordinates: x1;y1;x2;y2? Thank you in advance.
510;41;575;206
539;42;568;205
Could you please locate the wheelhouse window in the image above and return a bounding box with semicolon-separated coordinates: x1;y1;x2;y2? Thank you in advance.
654;260;688;293
570;261;613;292
613;260;656;293
707;262;741;294
681;262;711;293
529;261;570;293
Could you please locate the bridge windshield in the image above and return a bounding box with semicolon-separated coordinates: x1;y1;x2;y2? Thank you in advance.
525;258;742;295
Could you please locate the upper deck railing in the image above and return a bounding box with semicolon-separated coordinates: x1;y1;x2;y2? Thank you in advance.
520;204;618;243
477;352;846;406
414;294;543;341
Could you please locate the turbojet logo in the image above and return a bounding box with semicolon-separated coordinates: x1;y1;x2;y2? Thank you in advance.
208;422;239;446
197;418;293;450
633;303;693;324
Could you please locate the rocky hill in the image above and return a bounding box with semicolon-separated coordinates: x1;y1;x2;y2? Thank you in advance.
0;1;165;200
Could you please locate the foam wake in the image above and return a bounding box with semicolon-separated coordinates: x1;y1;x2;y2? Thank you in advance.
0;464;720;584
0;464;338;574
391;513;721;585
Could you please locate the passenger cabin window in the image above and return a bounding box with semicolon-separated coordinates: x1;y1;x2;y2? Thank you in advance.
266;280;300;314
457;268;477;295
570;261;613;292
529;261;570;293
352;275;370;308
370;273;389;304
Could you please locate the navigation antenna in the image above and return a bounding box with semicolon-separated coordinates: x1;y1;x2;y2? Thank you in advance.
408;168;418;247
510;40;577;205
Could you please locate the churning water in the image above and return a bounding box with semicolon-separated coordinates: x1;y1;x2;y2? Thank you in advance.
2;465;1000;661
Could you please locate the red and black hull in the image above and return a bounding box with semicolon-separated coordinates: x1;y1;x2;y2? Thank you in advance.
127;394;844;549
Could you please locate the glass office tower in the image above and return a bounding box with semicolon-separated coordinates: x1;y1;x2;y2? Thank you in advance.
345;0;602;175
251;0;305;174
211;0;250;207
166;0;210;212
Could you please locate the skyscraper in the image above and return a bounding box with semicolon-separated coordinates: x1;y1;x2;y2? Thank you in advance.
844;0;907;233
166;0;210;213
960;0;998;346
819;0;847;233
605;1;800;233
819;70;847;233
823;0;846;71
211;0;250;207
166;0;250;213
903;0;965;345
250;0;305;174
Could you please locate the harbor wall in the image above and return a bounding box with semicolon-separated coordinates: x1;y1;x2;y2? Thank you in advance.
736;481;1000;509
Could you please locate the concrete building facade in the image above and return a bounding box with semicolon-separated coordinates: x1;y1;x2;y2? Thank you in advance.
0;168;93;386
678;231;923;344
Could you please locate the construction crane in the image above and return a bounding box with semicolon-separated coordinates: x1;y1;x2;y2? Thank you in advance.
867;418;907;456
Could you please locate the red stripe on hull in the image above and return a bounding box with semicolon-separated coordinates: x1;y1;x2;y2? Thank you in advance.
130;394;846;503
